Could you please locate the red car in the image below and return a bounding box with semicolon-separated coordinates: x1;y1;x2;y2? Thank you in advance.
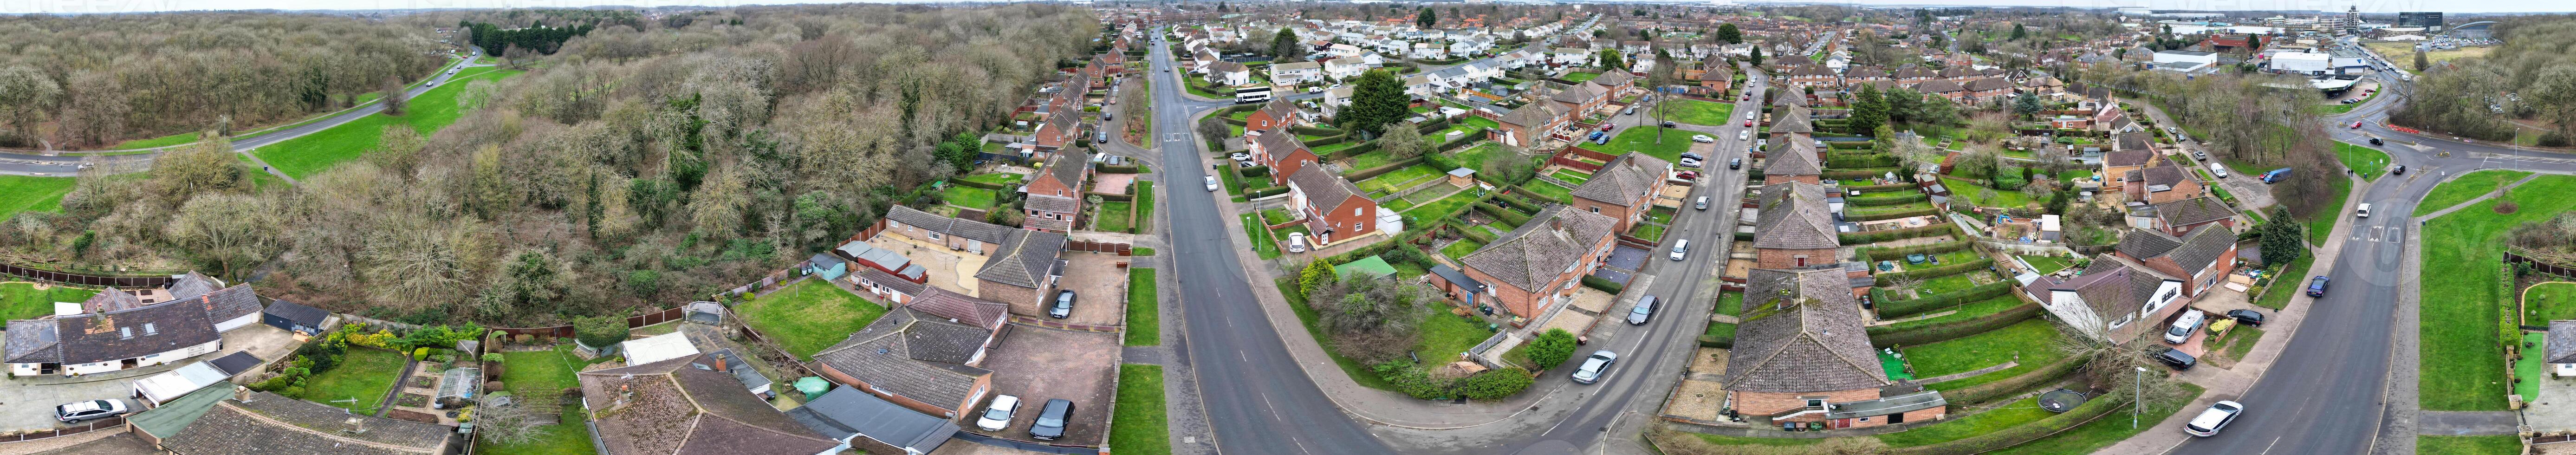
1600;124;1614;132
1743;121;1752;127
1675;170;1700;180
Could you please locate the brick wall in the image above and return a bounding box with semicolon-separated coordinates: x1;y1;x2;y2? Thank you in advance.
1311;196;1379;240
1731;388;1882;420
1764;174;1821;185
979;279;1046;317
1757;247;1840;269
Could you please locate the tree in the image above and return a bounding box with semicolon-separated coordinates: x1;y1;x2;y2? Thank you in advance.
2012;91;2043;118
0;65;61;145
1298;260;1338;302
572;315;628;349
1526;328;1578;370
2258;207;2305;267
474;399;549;446
2413;49;2429;72
1848;84;1888;136
1320;276;1428;362
1342;70;1412;136
1416;7;1436;28
1270;27;1303;61
1716;23;1742;44
1749;46;1763;67
2010;23;2026;40
1885;87;1923;124
380;76;409;116
1377;125;1431;159
1596;49;1626;71
1197;114;1233;150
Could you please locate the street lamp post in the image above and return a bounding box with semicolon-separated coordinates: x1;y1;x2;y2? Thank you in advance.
2135;366;2148;429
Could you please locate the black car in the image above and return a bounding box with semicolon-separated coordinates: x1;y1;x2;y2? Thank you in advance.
1626;295;1659;325
1050;290;1076;318
1728;158;1741;169
2305;276;2330;297
1661;121;1677;128
2226;309;2265;327
2153;346;2198;370
2392;165;2406;175
1680;152;1703;161
2368;137;2385;146
1030;399;1075;440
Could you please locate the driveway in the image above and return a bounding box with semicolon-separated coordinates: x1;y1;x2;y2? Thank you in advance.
0;376;137;434
1051;255;1131;327
971;327;1120;447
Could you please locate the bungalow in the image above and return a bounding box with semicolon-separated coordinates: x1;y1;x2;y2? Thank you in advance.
1205;61;1253;86
853;267;929;305
2148;196;2239;236
809;290;1011;421
2122;161;2206;205
157;390;461;455
1457;205;1621;320
878;206;1067;316
6;279;259;377
787;385;960;455
1568;152;1673;232
582;356;844;455
2548;321;2576;377
1271;60;1324;84
2037;254;2187;343
2114;225;2240;298
1022;153;1089;233
1726;267;1947;429
1753;182;1841;269
1283;164;1382;246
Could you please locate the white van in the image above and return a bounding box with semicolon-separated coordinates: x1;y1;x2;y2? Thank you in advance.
1669;239;1689;261
2164;309;2206;344
2208;162;2230;178
2355;203;2372;218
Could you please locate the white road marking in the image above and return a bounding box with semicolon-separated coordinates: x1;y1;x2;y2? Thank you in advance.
2258;436;2284;455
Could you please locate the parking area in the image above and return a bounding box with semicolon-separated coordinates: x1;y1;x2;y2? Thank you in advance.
1050;255;1131;327
0;325;300;433
970;327;1119;446
1092;172;1139;195
2163;306;2215;358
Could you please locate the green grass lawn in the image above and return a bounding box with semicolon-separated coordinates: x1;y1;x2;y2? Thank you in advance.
2216;326;2265;364
1914;319;2071;390
1096;201;1135;232
252;67;521;178
1913;271;1992;297
1877;296;2021;333
736;279;889;360
2415;170;2533;217
1441;238;1486;262
2418;175;2576;411
1874;396;2053;447
1561;72;1601;83
1349;150;1401;171
1596;127;1700;163
2019;255;2072;274
1242;213;1279;260
941;185;1000;210
2335;142;2391;181
1519;181;1572;203
1551;169;1592;185
1415;308;1493;364
1356;164;1441;194
1631;223;1666;242
2417;435;2523;455
1985;383;2205;455
1111;364;1172;455
1660;99;1736;126
2517;331;2545;400
1134;181;1156;234
1461;115;1500;131
477;345;597;455
1260;208;1297;226
109;131;201;150
1401;189;1479;220
0;283;99;321
1939;176;2040;208
2303;170;2354;246
960;172;1025;186
1452;143;1509;169
2526;282;2576;323
2255;253;2313;310
295;348;406;413
0;176;77;222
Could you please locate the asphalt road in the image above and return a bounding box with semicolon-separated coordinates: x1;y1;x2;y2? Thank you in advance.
0;51;485;176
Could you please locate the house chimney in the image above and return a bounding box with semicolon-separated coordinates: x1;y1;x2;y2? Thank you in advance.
343;417;367;435
1549;216;1563;232
234;385;254;403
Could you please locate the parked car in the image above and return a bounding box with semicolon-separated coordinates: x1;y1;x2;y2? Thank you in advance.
1691;135;1715;143
2260;168;2290;183
976;395;1021;431
1694;196;1710;209
1661;121;1677;128
1676;170;1700;180
1570;351;1617;384
1743;120;1752;127
1050;290;1076;318
2193;150;2208;161
2226;309;2266;327
2209;162;2230;178
2306;276;2331;297
2164;309;2206;344
1589;131;1606;141
1601;124;1616;132
1030;399;1075;440
1205;175;1220;191
2184;401;2246;437
1729;158;1742;169
1737;130;1749;140
2392;165;2406;175
1677;158;1702;168
1625;107;1637;115
1627;295;1659;325
1669;239;1689;260
1680;152;1704;161
2356;203;2372;218
55;399;127;423
2152;346;2198;370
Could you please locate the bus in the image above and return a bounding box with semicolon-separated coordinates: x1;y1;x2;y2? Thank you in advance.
1235;85;1271;104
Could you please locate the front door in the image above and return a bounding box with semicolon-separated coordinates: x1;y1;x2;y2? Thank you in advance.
1888;412;1907;424
121;358;138;369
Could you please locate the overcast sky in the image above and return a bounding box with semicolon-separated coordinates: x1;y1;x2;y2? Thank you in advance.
4;0;2564;17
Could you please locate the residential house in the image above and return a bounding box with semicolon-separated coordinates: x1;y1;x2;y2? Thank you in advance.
1567;152;1673;232
6;279;259;377
1252;130;1320;185
2146;196;2239;236
1327;43;1366;58
158;390;460;455
1725;267;1947;429
1961;77;2017;102
1589;69;1637;95
1271;61;1323;84
2101;149;2159;192
878;206;1068;315
1843;66;1890;83
853;267;928;305
2050;115;2093;130
2111;130;2152;151
1784;65;1839;88
2037;254;2187;343
1769;106;1816;137
1694;61;1734;94
808;290;1010;421
1283;162;1382;245
1552;47;1591;66
1321;58;1369;80
1753;182;1841;268
1022;153;1090;233
581;356;844;455
1320;85;1357;117
1245;98;1302;135
1031;105;1082;150
2122;161;2206;205
1764;136;1823;185
1403;73;1440;98
2113;226;2241;298
1411;42;1449;59
1204;61;1252;86
2548;320;2576;377
1494;101;1567;147
787;385;960;455
1456;205;1621;320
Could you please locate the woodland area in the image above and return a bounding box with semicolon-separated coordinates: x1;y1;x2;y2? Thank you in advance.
2071;64;2346;218
0;4;1098;326
2390;18;2576;145
0;13;448;148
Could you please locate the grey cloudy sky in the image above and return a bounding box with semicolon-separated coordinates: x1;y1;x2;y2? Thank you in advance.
4;0;2563;16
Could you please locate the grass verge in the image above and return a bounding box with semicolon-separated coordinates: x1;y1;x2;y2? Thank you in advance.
1126;268;1160;346
2415;170;2533;217
0;283;100;321
2417;175;2576;411
476;345;598;455
1110;364;1173;455
252;67;520;178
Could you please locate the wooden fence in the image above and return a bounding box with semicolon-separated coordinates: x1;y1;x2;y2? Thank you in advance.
487;306;693;341
0;262;175;287
1064;240;1133;255
2506;247;2576;278
0;417;123;443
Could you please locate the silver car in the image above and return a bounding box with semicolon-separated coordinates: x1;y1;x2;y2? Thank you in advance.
1570;351;1617;384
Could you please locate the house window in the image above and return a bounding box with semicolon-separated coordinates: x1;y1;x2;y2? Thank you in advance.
928;232;943;240
1589;207;1599;213
1859;417;1871;422
1805;399;1827;410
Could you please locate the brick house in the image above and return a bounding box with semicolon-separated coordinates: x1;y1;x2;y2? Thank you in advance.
1494;102;1568;147
2037;254;2187;343
2110;130;2152;151
2099;150;2158;192
878;206;1066;316
1695;61;1734;94
808;289;1012;421
1961;77;2016;102
1022;153;1090;233
1245;98;1302;133
2121;161;2205;205
1283;166;1379;245
2114;225;2240;298
1754;182;1841;268
1568;152;1673;232
1726;267;1947;429
1763;137;1823;185
2148;196;2238;236
1252;131;1318;185
1784;65;1840;88
1457;205;1620;320
1916;79;1966;102
1767;106;1814;137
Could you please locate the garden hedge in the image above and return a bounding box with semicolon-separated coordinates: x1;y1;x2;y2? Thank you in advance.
1580;275;1624;294
1246;186;1291;199
1437;131;1486;152
1087;191;1135;202
1237;165;1272;177
1292;125;1344;135
1848;182;1916;192
1850;240;1970;264
1305;133;1350;147
1323;239;1405;266
1840;222;1960;244
1867;301;2043;347
1823;140;1875;149
1330;138;1381;159
1475;203;1532;227
1697;333;1733;349
1097;164;1145;174
1846;207;1940;221
1875;281;2013;318
1875;258;1996;284
1462;225;1501;243
1341;156;1429;181
1827;153;1896;167
948;178;1013;191
1734;231;1754;241
1845;192;1931;207
1746;169;1766;181
1933;355;2091;408
1894;370;2121;455
1823;167;1905;180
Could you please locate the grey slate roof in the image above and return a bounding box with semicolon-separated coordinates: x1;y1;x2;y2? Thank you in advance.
1754;182;1840;250
785;386;958;454
165;272;223;301
2549;320;2576;364
1570;152;1669;208
193;285;262;325
1592;70;1635;88
1725;267;1887;393
973;228;1065;289
1498;101;1562;128
81;286;143;313
1763;136;1821;176
856;267;925;297
2148;225;2238;275
1916;79;1964;94
581;355;840;455
1549;81;1604;104
1769;106;1814;134
1253;129;1307;159
5;293;218;365
1038;152;1088;194
2133;161;2190;189
1964;77;2015;91
2116;229;2186;260
2154;196;2237;228
2051;254;2177;318
32;432;156;455
2103;150;2155;168
1285;165;1366;214
1459;205;1619;292
163;391;453;455
810;308;996;413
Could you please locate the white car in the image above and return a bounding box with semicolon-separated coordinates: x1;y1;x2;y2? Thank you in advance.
1737;130;1749;140
976;395;1022;431
2356;203;2372;218
1669;239;1689;260
1204;175;1220;191
2208;162;2230;178
1690;135;1714;143
2184;401;2245;437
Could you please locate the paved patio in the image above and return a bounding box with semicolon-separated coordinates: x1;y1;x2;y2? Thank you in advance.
867;234;986;294
1602;246;1648;272
1051;254;1131;327
2528;363;2576;433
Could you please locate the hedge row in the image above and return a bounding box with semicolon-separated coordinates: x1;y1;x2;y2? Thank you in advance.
1097;164;1146;174
1291;125;1343;136
1341;156;1429;181
948;178;1013;191
1746;169;1766;181
1847;207;1939;221
1475;203;1532;227
1845;192;1930;207
1933;355;2091;408
1461;224;1501;243
1237;165;1272;177
1247;186;1290;199
1823;140;1874;149
1867;301;2042;347
1894;364;2120;455
1847;182;1916;192
1827;153;1897;167
1088;191;1135;202
1437;130;1487;152
1876;258;1997;284
1580;275;1624;294
1823;168;1903;180
1875;280;2013;318
1851;240;1970;264
1306;133;1350;147
1734;231;1754;241
1697;333;1733;349
1840;222;1959;244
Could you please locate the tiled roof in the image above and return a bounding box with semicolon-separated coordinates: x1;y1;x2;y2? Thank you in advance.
1570;153;1669;207
1763;136;1821;176
2053;254;2176;318
1259;98;1299;123
1207;60;1249;74
1285;166;1366;214
907;286;1010;330
2103;150;2155;168
1844;66;1888;79
1769;106;1814;134
166;272;224;301
261;299;330;327
1917;79;1963;94
81;286;143;313
1549;81;1604;104
193;285;261;325
2113;131;2152;151
1498;102;1562;128
5;294;218;365
1460;205;1619;293
581;355;840;455
856;267;926;296
1964;77;2015;91
1039;153;1088;193
33;432;156;455
2154;197;2237;228
1772;89;1808;107
1725;267;1886;393
811;309;996;413
1591;70;1635;88
163;402;443;455
2135;162;2190;189
2115;229;2185;259
784;386;958;454
973;228;1064;289
1253;130;1306;158
2548;320;2576;364
2161;225;2238;275
1025;194;1080;214
1754;182;1840;250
